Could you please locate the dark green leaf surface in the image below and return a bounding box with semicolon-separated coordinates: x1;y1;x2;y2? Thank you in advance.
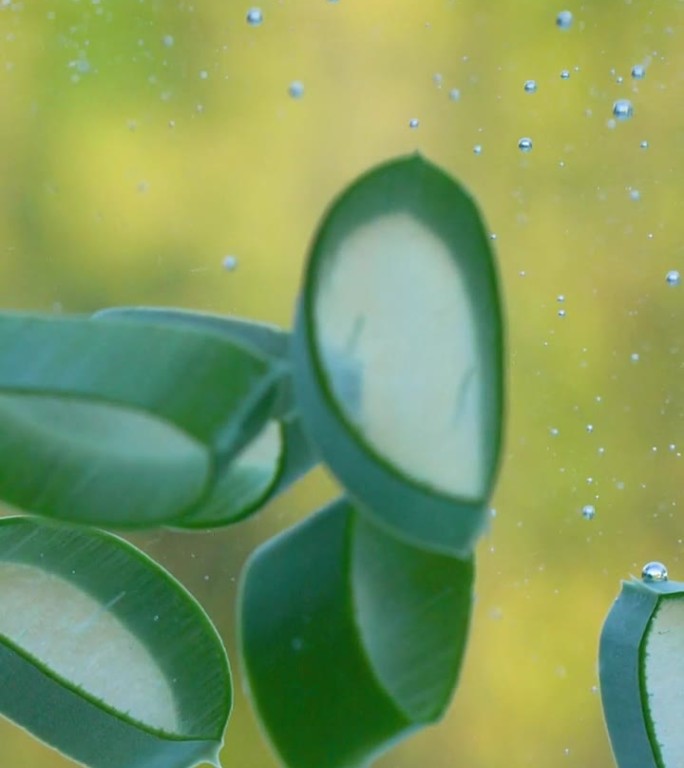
599;575;684;768
239;497;473;768
0;516;231;768
291;155;504;556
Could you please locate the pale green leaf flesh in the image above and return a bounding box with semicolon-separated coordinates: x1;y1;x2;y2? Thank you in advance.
316;212;484;499
0;562;177;732
0;517;231;768
643;595;684;767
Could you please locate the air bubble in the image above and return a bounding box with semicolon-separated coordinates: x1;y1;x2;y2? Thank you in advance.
162;35;174;48
288;80;305;98
612;99;634;121
581;504;596;520
560;70;570;80
222;255;238;271
556;10;573;29
524;80;538;93
473;144;483;155
449;88;461;101
640;140;649;149
629;189;641;201
666;270;680;286
631;64;646;79
518;137;533;152
642;561;668;582
246;7;263;25
409;118;420;129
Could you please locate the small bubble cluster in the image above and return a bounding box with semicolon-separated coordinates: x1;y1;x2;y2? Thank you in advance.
556;10;573;29
612;99;634;121
642;561;668;582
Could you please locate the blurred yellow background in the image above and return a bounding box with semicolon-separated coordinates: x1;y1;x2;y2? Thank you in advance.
1;0;683;765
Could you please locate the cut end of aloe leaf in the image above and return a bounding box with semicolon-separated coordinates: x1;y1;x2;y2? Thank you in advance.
316;210;486;499
0;562;178;732
0;517;231;768
599;566;684;768
239;498;473;768
292;155;504;555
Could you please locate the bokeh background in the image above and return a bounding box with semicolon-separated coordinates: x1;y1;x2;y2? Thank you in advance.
1;0;683;765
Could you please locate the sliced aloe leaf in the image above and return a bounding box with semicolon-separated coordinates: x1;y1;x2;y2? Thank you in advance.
0;313;273;526
93;307;319;528
291;155;504;556
0;516;231;768
599;562;684;768
239;497;473;768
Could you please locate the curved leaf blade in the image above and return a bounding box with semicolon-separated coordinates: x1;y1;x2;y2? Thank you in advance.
0;313;273;526
0;516;231;768
239;497;473;768
291;155;504;556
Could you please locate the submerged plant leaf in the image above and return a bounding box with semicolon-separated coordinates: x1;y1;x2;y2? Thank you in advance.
600;568;684;768
0;313;283;527
239;497;473;768
291;154;504;556
94;307;319;527
0;516;231;768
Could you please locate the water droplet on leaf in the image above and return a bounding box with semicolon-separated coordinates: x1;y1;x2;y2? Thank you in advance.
642;561;668;582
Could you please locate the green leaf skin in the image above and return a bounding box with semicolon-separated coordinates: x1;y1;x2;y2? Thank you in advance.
239;497;473;768
0;313;273;527
93;307;319;528
0;516;231;768
291;154;504;556
599;577;684;768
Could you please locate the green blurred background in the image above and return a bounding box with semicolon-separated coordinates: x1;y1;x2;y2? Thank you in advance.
1;0;683;765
